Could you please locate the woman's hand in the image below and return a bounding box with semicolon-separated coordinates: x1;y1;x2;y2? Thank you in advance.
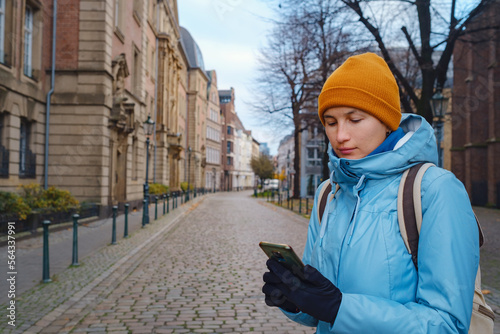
263;259;342;324
262;269;300;313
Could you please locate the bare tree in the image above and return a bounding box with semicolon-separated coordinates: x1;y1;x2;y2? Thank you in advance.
254;1;352;196
253;15;316;198
339;0;496;123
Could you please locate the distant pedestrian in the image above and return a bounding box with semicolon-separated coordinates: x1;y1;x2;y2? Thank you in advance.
262;53;481;333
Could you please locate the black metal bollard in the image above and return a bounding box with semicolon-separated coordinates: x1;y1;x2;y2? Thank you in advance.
299;198;302;214
306;198;309;215
163;194;166;215
155;196;158;220
72;214;79;266
291;198;294;211
111;206;117;245
124;203;129;238
167;193;170;213
42;220;51;283
142;200;147;227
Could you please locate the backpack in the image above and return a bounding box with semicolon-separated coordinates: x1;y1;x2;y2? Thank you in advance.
317;163;495;333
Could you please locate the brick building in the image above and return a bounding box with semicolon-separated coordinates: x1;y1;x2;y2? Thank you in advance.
452;0;500;207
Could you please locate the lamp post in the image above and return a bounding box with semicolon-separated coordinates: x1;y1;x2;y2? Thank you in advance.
213;168;216;193
186;147;192;202
286;153;290;199
430;89;449;168
142;115;155;226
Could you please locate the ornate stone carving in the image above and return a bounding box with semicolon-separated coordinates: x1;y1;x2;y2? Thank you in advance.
109;53;134;133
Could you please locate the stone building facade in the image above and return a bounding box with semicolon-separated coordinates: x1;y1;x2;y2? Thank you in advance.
0;0;188;213
452;0;500;207
0;0;257;213
205;70;222;191
180;27;208;191
220;88;235;191
0;0;51;189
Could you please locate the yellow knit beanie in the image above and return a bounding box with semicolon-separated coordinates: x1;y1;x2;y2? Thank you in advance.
318;52;401;131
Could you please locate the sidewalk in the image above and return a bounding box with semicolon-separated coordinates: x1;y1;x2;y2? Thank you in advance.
0;194;206;333
0;195;192;304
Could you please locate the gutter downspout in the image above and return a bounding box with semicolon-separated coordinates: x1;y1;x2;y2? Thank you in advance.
153;0;160;183
44;0;57;189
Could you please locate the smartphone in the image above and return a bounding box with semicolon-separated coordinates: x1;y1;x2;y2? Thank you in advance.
259;241;304;272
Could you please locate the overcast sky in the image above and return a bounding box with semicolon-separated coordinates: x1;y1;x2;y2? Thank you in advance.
177;0;284;155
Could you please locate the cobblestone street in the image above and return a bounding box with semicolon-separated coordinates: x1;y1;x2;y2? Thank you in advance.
1;191;499;333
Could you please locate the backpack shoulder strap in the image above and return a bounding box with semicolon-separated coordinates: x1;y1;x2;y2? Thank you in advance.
317;181;339;225
398;162;485;270
397;163;435;269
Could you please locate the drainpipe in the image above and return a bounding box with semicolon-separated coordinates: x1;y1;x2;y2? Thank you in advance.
44;0;57;189
153;0;160;183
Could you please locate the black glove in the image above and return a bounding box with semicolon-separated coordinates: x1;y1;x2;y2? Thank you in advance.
263;270;300;313
265;258;342;324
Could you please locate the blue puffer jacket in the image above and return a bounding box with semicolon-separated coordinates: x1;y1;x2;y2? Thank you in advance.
283;114;479;333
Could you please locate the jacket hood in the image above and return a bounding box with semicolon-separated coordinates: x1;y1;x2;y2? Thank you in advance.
328;113;438;184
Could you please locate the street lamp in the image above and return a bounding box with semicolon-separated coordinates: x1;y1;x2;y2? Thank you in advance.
212;167;216;193
142;115;155;226
430;89;449;168
186;147;192;202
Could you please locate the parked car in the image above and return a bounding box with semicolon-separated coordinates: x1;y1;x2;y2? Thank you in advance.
263;179;279;191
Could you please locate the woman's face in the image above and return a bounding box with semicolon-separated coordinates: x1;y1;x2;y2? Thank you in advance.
324;107;390;160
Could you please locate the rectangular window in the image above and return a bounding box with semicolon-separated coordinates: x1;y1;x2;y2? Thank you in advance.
133;0;143;20
227;126;232;135
227;141;232;154
0;112;3;147
0;0;12;66
145;40;149;76
114;0;121;28
307;148;314;159
132;137;138;180
19;118;35;178
24;5;33;77
0;0;4;63
0;113;7;178
133;46;141;96
227;156;232;165
19;119;29;171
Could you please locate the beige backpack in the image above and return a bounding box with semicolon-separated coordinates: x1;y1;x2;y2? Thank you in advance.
398;163;495;333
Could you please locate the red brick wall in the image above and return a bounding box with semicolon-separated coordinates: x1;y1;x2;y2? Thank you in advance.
452;1;500;207
55;0;79;69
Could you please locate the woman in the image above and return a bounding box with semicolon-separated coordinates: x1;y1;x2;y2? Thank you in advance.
262;53;479;333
